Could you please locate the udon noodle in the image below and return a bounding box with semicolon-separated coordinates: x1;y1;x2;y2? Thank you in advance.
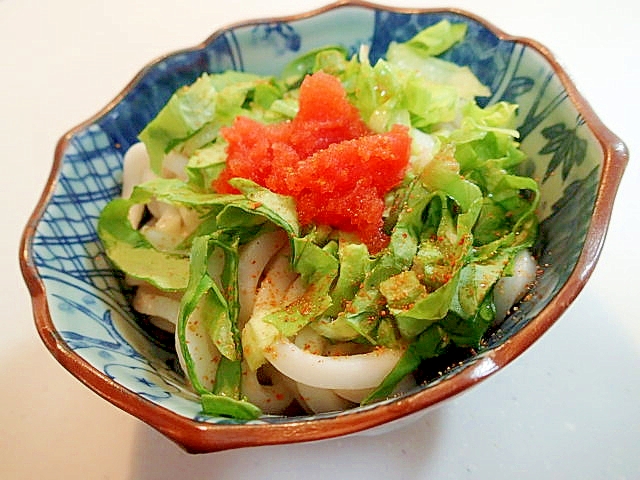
119;142;537;414
98;21;542;418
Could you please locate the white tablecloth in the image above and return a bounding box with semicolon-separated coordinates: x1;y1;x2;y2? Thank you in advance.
2;1;638;478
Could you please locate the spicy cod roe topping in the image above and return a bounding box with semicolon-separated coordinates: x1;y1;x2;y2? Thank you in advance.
214;71;411;253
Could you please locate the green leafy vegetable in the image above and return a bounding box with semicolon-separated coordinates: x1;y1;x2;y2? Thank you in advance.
98;19;540;419
97;198;190;291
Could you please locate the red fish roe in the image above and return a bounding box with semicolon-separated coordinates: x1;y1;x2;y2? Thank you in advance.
213;71;411;253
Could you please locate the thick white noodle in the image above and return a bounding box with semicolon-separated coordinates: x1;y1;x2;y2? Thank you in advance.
120;142;157;228
264;340;403;390
289;325;363;413
121;142;200;247
295;382;354;414
241;362;295;414
493;249;537;322
162;150;189;181
121;142;155;199
132;284;181;332
293;325;327;355
283;275;307;303
176;303;221;392
250;249;299;316
241;249;299;370
331;386;374;404
288;326;368;412
142;201;200;250
147;316;176;334
237;230;289;327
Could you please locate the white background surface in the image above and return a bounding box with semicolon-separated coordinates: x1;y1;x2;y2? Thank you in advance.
2;0;638;478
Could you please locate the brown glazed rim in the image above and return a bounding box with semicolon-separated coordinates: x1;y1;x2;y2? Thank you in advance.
20;0;628;453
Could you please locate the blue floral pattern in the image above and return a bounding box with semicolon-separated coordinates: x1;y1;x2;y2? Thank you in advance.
26;5;601;425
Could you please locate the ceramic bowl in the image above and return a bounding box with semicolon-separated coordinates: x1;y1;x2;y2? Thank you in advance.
20;0;627;453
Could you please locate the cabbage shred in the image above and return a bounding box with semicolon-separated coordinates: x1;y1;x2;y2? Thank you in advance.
98;20;539;419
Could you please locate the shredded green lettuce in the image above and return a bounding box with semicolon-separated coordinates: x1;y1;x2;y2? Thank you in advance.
98;19;539;419
139;71;289;174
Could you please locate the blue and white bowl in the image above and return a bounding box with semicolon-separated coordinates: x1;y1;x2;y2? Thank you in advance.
20;1;627;453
